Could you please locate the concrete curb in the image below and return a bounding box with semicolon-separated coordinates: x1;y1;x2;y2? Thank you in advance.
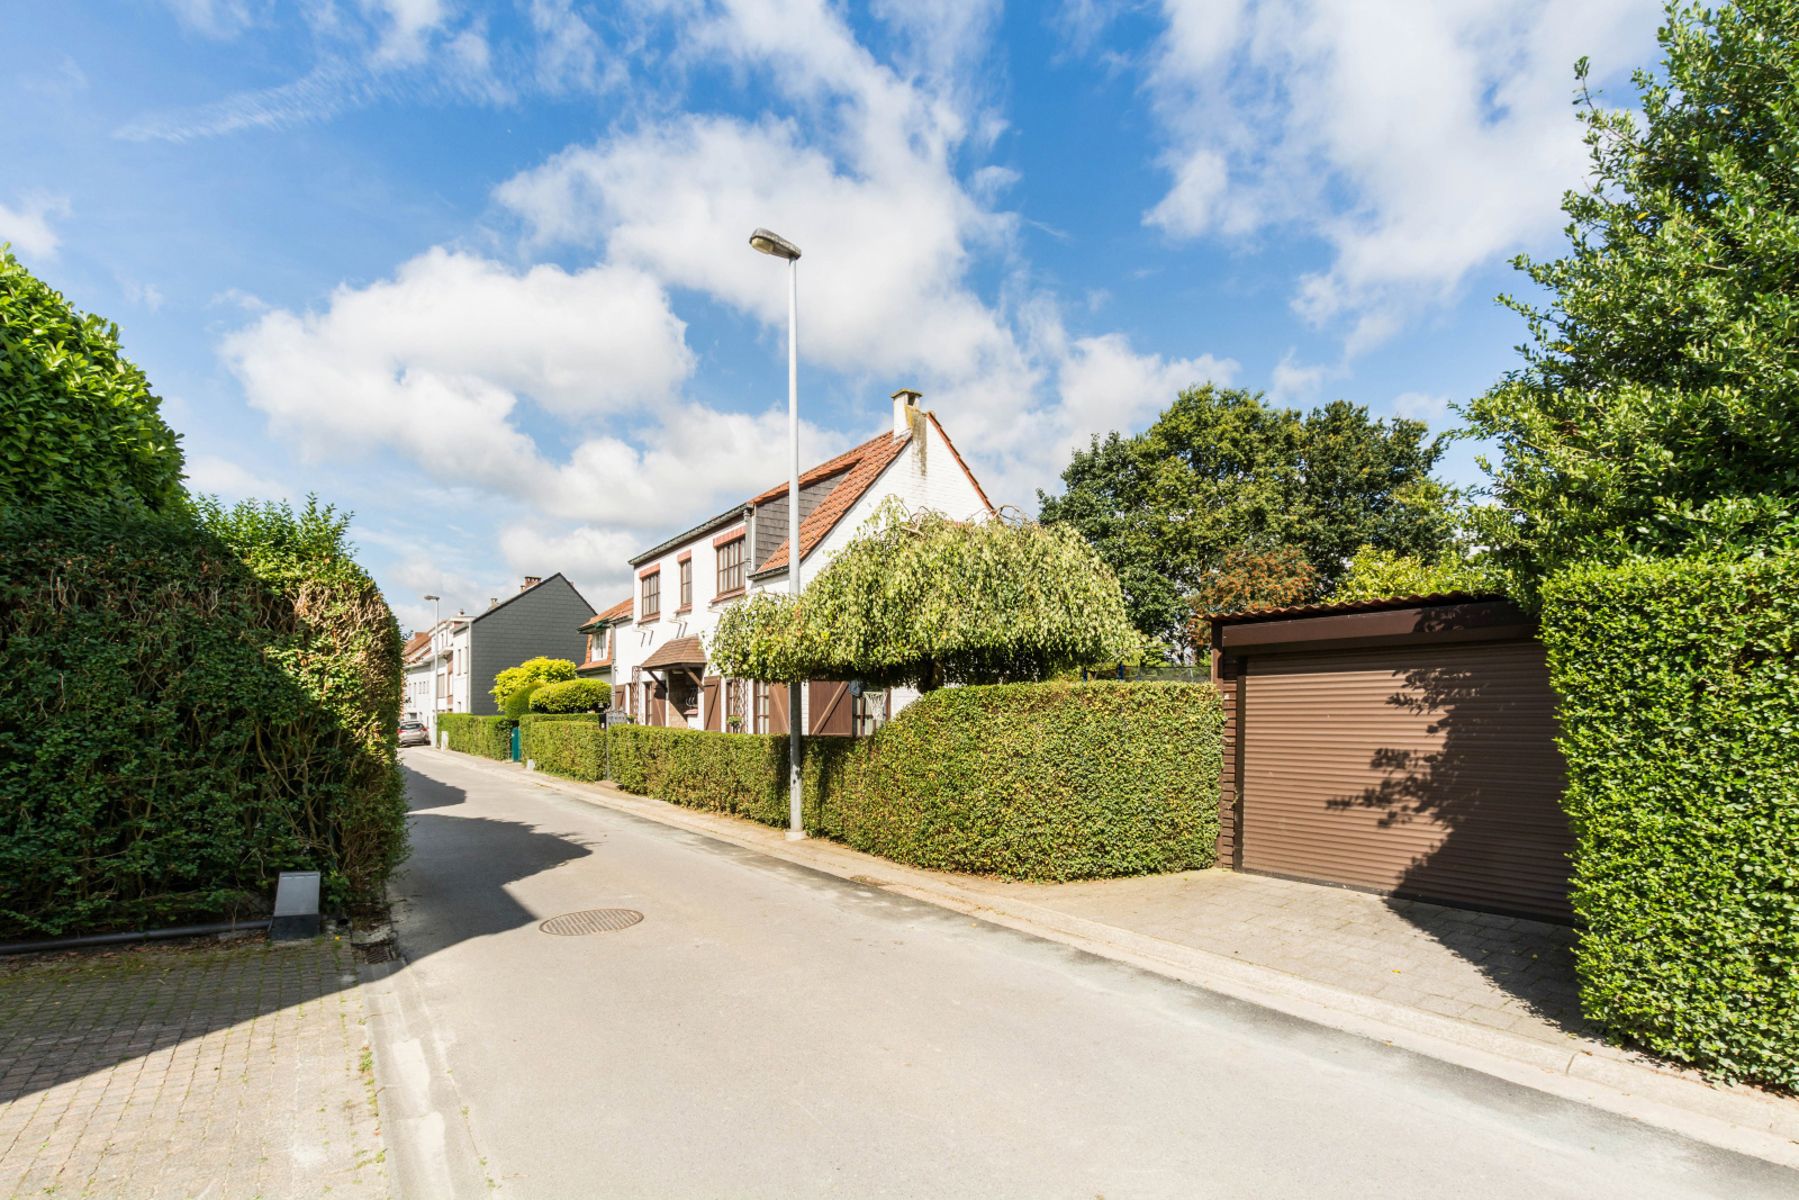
431;750;1799;1171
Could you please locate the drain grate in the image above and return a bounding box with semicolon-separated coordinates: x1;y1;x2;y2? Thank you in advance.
540;908;644;936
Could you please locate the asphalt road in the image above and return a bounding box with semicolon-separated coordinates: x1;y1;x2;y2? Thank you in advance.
378;749;1793;1199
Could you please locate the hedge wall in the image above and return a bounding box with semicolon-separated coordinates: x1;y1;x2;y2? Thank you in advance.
478;683;1221;882
520;714;605;779
1542;555;1799;1088
833;682;1220;879
438;714;513;760
0;502;405;937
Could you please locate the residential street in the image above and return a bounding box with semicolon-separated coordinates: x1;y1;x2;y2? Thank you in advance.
375;750;1795;1199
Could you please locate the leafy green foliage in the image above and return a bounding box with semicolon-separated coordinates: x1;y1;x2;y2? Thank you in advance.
501;684;1221;882
0;501;405;937
529;678;611;713
707;500;1140;689
502;682;543;719
1330;545;1500;604
1186;546;1317;626
832;682;1222;879
490;657;577;709
1040;385;1456;651
1541;554;1799;1087
1463;2;1799;600
0;249;185;514
437;714;513;759
518;714;606;777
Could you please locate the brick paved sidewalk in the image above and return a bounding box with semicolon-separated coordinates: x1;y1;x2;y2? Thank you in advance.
971;868;1597;1049
0;935;387;1200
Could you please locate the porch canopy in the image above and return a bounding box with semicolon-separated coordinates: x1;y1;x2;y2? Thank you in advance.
642;635;708;674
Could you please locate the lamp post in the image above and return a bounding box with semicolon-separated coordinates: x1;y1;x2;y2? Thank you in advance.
423;593;440;742
749;226;805;840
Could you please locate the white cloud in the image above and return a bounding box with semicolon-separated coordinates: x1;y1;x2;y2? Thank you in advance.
161;0;258;38
0;193;70;260
499;523;642;604
183;453;289;503
1144;0;1661;352
220;247;703;518
1392;391;1451;423
1267;350;1328;404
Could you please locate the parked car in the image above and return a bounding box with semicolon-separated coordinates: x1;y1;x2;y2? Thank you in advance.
398;719;430;747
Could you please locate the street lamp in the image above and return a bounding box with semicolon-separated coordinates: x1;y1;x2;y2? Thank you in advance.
749;226;805;840
423;594;441;743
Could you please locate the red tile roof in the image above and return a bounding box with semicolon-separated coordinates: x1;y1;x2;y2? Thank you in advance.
401;631;431;662
752;429;914;575
579;598;633;631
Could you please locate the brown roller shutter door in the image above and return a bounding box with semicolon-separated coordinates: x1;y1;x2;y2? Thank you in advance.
1239;640;1572;920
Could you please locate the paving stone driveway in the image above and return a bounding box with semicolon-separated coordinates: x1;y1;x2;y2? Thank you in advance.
0;935;387;1200
975;868;1599;1048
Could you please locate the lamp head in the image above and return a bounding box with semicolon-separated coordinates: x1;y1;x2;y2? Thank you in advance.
748;228;801;261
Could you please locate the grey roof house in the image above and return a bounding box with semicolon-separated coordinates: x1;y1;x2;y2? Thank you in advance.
455;574;596;715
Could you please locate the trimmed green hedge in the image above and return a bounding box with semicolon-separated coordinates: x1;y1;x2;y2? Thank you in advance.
1542;555;1799;1088
834;682;1221;879
468;683;1221;882
520;714;606;779
438;714;513;760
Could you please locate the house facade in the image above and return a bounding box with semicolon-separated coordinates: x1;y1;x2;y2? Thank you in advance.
402;614;473;735
612;390;992;736
457;574;595;715
575;598;633;690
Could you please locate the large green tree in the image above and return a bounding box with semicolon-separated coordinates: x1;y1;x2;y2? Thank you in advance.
1039;385;1455;650
1463;1;1799;599
707;500;1139;690
0;248;185;513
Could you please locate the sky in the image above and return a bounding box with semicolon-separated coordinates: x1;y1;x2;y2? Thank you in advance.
1;0;1665;633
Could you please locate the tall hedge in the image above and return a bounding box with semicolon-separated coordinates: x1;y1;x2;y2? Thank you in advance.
438;714;513;760
1541;555;1799;1087
834;682;1220;879
0;248;185;514
0;501;406;937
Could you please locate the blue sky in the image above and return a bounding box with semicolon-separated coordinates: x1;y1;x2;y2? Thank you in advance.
1;0;1664;632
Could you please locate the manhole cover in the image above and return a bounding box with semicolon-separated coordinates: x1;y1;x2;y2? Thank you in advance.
540;908;644;936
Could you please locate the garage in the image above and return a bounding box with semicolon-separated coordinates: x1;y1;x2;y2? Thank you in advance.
1210;597;1573;921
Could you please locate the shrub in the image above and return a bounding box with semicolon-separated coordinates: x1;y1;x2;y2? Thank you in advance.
835;682;1221;879
0;501;405;937
491;657;577;710
1542;555;1799;1087
530;678;610;714
0;249;185;514
502;682;543;720
438;714;513;760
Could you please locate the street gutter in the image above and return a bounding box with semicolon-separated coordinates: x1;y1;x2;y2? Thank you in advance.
424;749;1799;1173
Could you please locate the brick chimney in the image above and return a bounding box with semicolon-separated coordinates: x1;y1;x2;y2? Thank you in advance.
521;575;541;591
892;388;922;440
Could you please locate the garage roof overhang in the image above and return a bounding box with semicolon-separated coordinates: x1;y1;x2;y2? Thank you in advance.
1210;595;1532;657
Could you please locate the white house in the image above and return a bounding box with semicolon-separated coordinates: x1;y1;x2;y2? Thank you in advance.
613;389;993;735
402;614;472;736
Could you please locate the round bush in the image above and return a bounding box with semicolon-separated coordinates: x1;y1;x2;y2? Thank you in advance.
530;678;610;713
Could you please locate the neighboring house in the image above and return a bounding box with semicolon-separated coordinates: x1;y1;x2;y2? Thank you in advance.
401;631;432;721
403;614;473;735
446;574;596;715
614;389;993;736
575;598;633;691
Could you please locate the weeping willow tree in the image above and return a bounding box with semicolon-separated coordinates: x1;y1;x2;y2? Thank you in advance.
708;500;1140;690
